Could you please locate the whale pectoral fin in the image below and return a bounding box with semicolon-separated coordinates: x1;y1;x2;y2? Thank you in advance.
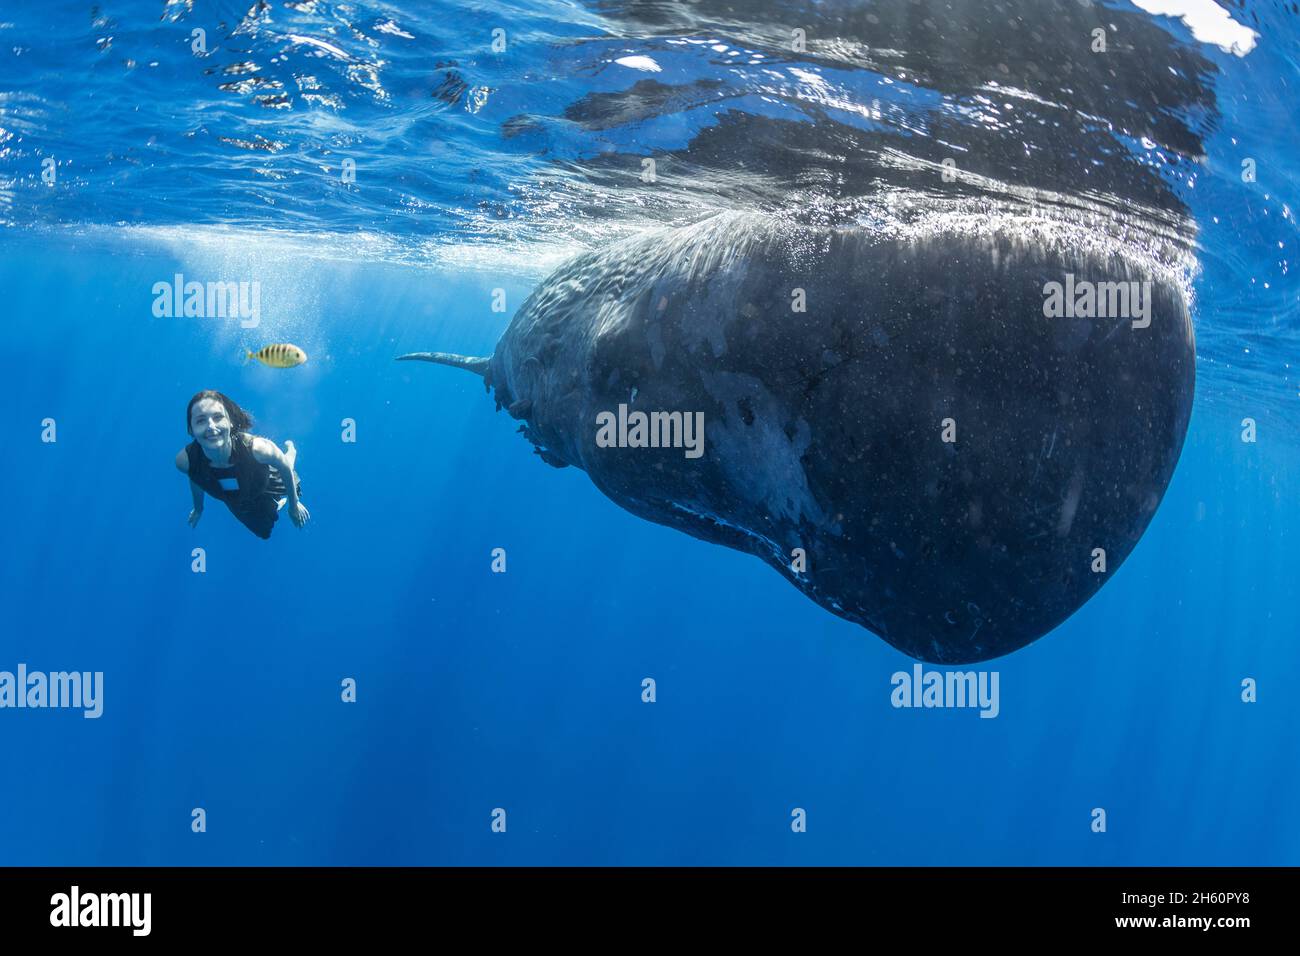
397;351;491;377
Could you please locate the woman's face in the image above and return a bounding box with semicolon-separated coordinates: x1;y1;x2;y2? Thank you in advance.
190;398;232;453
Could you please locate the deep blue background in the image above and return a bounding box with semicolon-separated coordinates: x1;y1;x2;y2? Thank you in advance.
0;230;1294;865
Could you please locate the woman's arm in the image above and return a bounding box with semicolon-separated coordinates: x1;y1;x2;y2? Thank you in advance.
250;437;300;507
188;481;204;526
250;436;309;528
176;449;204;526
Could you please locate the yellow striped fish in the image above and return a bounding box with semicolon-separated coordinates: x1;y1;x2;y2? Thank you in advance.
244;343;307;368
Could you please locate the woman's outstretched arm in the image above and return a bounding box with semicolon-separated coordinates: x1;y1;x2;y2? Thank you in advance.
250;436;309;528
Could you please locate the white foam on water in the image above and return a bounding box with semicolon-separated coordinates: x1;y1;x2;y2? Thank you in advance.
1132;0;1258;56
614;55;662;72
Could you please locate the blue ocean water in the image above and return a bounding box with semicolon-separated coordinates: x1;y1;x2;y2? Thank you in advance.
0;0;1296;865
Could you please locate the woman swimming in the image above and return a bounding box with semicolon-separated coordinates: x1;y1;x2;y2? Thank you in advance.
175;390;310;539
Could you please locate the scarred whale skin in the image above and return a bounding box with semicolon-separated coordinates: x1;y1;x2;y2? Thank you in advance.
402;211;1195;663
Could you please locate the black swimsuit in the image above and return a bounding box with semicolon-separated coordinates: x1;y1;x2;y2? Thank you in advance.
186;433;300;540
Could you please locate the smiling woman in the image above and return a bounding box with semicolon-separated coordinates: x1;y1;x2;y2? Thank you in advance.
175;389;310;540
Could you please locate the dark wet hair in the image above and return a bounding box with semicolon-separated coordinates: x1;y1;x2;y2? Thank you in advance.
186;390;253;436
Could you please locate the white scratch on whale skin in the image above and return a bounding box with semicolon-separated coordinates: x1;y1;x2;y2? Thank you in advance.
701;371;826;527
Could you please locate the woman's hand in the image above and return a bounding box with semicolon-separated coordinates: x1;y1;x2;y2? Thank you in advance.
188;508;203;528
288;501;310;528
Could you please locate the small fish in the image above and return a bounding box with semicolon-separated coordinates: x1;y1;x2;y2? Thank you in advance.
244;343;307;368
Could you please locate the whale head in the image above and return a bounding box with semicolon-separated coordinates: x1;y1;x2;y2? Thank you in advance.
401;211;1195;662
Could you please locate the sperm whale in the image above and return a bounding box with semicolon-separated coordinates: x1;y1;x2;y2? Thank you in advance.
399;210;1195;663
